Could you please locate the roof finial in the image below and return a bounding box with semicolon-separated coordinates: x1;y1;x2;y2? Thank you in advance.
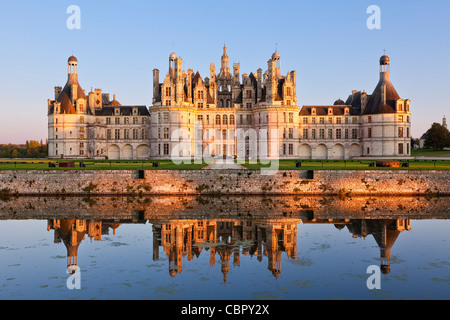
275;42;278;52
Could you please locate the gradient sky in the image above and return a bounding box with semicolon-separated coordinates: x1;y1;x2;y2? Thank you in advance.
0;0;449;144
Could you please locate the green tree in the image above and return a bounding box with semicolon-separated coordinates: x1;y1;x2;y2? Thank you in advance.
11;149;19;158
424;123;450;150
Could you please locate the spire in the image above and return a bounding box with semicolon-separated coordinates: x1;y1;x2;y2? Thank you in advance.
220;44;230;76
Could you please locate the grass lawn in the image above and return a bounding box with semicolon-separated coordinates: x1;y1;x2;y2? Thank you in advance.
411;149;450;157
0;159;208;170
239;159;450;170
0;158;449;171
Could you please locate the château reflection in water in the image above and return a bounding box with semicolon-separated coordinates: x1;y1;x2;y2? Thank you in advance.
1;195;448;299
46;215;411;281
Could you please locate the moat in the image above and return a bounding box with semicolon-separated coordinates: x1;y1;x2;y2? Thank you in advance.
0;195;448;300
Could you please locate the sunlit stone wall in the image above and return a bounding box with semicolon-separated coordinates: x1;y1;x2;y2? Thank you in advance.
0;196;448;221
0;170;449;196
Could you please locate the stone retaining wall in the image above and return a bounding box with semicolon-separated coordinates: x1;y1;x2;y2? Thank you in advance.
1;169;449;196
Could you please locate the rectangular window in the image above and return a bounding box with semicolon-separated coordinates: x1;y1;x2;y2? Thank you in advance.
398;115;403;122
311;117;316;124
289;143;293;155
124;129;129;140
319;129;325;139
336;128;342;139
398;143;404;155
288;128;293;139
80;116;84;124
115;117;120;125
133;128;138;140
163;112;169;124
124;117;129;125
319;117;325;124
368;128;372;138
133;117;138;125
398;127;404;138
311;129;316;139
289;113;293;123
163;127;169;139
336;117;342;124
328;129;333;139
106;117;111;125
352;117;357;124
164;143;169;155
368;116;372;123
352;128;358;139
303;128;308;139
345;128;349;139
142;129;147;139
328;117;333;124
303;117;308;124
107;129;111;140
115;129;120;140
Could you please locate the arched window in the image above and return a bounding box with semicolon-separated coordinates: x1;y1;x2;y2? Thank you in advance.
227;99;231;107
216;114;221;125
230;115;235;125
223;115;228;125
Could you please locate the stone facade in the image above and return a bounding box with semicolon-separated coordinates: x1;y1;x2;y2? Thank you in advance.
47;50;411;160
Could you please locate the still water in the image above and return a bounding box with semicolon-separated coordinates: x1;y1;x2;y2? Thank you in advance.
0;196;448;300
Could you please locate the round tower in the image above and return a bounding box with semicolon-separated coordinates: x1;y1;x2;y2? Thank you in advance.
68;55;78;81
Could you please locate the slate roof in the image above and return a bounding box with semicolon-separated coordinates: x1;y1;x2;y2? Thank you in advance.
95;106;150;116
363;73;401;115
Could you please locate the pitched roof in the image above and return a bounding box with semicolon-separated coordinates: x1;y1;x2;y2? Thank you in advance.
55;76;87;114
363;73;400;115
299;105;350;116
95;106;149;116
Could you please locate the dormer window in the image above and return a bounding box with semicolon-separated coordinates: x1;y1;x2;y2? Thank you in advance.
312;108;316;115
328;108;333;115
115;108;120;115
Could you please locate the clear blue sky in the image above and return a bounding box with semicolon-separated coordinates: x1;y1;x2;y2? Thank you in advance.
0;0;449;143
